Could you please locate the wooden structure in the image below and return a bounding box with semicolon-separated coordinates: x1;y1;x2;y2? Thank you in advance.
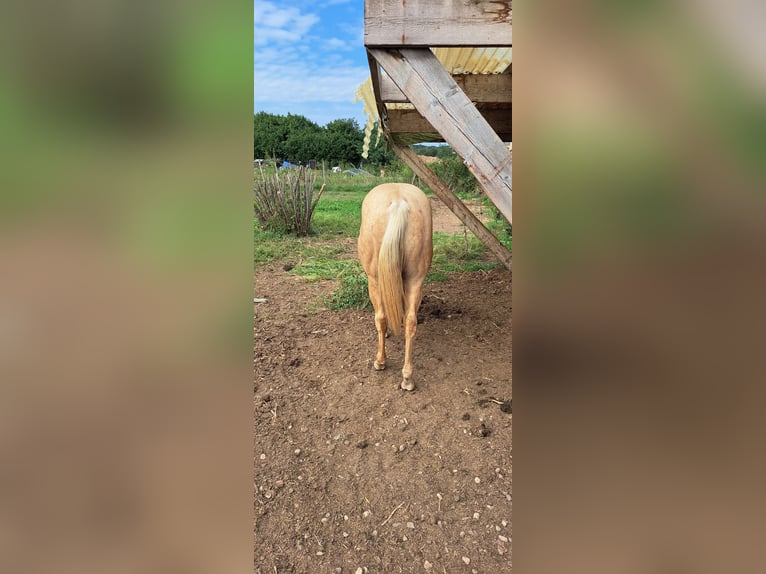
361;0;512;268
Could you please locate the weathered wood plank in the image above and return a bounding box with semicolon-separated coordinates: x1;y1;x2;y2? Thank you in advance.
387;108;511;142
369;47;512;223
366;52;388;123
381;70;512;103
365;0;512;47
392;142;512;270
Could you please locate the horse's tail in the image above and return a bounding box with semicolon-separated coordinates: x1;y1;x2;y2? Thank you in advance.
378;199;409;336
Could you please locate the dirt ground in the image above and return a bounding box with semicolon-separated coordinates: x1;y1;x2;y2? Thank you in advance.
254;201;512;573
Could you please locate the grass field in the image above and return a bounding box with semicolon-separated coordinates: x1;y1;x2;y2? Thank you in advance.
254;170;511;309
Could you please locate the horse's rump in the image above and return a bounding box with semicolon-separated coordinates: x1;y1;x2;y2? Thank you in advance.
358;183;432;335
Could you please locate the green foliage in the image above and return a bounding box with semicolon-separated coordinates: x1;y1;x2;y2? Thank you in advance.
381;159;415;182
323;264;371;310
492;207;512;249
284;123;323;161
364;126;397;167
323;119;365;166
411;144;457;159
427;232;500;282
253;112;322;162
253;166;325;236
430;155;480;197
253;112;365;166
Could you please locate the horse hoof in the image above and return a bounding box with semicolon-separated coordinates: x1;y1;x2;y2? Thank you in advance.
400;379;415;391
374;361;386;371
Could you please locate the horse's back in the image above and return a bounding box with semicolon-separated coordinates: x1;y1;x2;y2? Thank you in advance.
358;184;433;279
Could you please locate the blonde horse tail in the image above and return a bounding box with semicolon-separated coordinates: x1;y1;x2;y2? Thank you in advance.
378;199;409;336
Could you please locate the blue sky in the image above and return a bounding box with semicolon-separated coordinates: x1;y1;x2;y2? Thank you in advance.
254;0;370;128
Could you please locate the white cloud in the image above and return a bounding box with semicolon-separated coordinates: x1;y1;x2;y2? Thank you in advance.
325;37;349;50
254;60;369;105
254;1;319;46
253;0;369;125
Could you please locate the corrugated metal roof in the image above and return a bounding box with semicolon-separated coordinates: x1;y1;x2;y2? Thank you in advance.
432;47;511;74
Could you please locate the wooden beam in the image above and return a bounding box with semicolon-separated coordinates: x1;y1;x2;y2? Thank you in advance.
366;51;388;127
387;108;511;142
392;142;511;270
381;71;512;103
365;0;512;47
369;47;512;223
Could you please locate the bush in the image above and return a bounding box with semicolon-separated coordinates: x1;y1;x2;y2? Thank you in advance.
384;159;415;183
431;155;480;197
253;166;326;236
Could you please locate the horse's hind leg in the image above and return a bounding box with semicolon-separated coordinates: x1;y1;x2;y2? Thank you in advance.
367;277;387;370
401;282;424;391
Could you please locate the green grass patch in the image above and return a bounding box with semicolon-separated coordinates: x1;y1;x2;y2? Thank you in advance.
322;264;371;310
427;232;501;282
253;227;295;262
255;227;350;267
310;192;363;236
326;177;378;193
293;254;355;282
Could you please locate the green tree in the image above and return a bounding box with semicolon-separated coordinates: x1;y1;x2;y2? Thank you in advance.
365;126;396;167
323;118;364;166
283;124;323;162
253;113;367;165
253;112;322;160
253;111;287;159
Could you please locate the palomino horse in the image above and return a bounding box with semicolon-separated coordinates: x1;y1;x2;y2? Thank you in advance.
358;183;433;390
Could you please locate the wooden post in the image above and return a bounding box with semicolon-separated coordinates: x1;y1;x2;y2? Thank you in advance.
392;142;512;270
368;48;512;223
386;108;512;142
380;71;512;104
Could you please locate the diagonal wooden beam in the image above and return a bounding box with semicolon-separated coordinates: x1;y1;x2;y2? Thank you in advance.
392;142;512;270
368;48;512;223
